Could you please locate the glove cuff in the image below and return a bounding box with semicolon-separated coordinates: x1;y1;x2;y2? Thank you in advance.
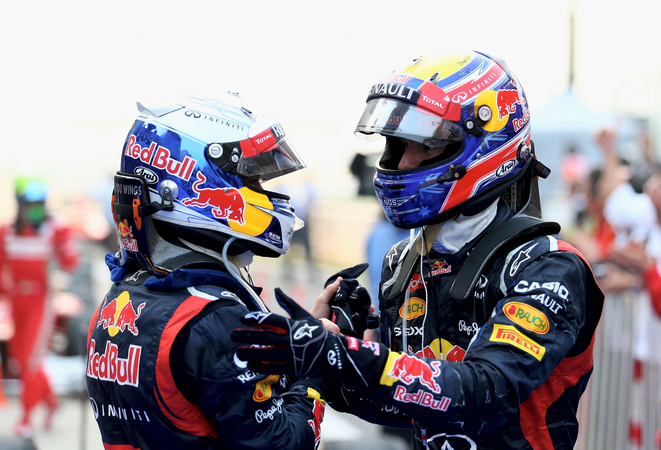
332;335;390;396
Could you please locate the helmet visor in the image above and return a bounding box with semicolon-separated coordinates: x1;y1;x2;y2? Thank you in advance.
237;134;306;182
355;98;465;148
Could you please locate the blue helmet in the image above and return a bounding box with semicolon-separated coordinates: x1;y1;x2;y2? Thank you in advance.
112;93;306;274
355;51;545;229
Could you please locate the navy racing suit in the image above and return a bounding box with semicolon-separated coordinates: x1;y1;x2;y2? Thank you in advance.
86;256;323;450
333;202;603;450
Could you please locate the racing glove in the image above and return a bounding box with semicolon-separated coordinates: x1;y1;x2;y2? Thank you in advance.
231;288;389;395
324;263;379;338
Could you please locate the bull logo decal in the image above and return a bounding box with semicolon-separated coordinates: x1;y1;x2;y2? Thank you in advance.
181;172;246;225
97;291;146;337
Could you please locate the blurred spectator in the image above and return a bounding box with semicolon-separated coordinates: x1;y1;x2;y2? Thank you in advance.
609;172;661;316
0;177;79;437
365;212;409;309
278;177;318;271
566;168;614;264
350;152;409;307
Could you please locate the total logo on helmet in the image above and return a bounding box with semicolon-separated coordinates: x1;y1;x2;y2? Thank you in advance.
96;291;146;337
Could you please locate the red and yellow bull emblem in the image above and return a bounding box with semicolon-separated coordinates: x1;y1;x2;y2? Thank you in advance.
503;302;549;334
96;291;146;337
490;324;546;361
431;261;451;276
181;172;275;239
399;297;426;320
475;88;528;133
118;220;138;252
382;353;442;394
253;375;279;402
182;172;247;224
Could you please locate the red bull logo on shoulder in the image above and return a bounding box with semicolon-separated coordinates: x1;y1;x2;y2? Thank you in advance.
97;291;146;337
181;172;246;225
388;353;442;394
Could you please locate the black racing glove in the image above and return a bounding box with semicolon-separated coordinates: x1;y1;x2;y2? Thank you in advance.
231;288;389;394
324;263;378;338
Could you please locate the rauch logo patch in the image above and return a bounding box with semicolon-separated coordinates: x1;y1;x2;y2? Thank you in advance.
399;298;426;320
503;301;549;334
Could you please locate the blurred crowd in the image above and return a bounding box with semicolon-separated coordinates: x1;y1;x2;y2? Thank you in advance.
559;125;661;448
561;126;661;312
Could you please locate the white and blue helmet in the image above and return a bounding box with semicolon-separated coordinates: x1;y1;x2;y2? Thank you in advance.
112;93;306;274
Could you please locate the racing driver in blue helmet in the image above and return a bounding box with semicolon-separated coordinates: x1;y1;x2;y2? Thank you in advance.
86;93;327;450
232;51;604;450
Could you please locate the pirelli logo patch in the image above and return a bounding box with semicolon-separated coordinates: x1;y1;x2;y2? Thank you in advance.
490;324;546;361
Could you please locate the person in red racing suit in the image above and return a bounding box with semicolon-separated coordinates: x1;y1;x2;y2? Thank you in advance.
0;177;79;437
86;93;325;450
231;51;604;450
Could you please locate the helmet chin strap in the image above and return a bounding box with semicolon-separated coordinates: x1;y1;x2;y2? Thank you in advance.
178;237;267;312
221;237;269;312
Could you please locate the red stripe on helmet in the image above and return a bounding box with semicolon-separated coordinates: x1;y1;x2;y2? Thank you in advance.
439;134;524;213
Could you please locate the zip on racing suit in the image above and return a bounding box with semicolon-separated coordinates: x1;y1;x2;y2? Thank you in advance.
329;201;604;450
86;255;323;450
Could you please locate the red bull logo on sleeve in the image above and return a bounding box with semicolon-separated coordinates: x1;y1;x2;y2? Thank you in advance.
96;291;146;337
181;172;246;225
387;353;442;393
393;386;451;412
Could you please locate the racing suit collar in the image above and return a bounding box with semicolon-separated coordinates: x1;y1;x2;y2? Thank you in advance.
432;200;499;254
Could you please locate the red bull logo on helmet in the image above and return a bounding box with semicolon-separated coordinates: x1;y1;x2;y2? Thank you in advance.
124;134;197;182
96;291;146;337
387;353;442;393
181;172;246;225
496;89;525;120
